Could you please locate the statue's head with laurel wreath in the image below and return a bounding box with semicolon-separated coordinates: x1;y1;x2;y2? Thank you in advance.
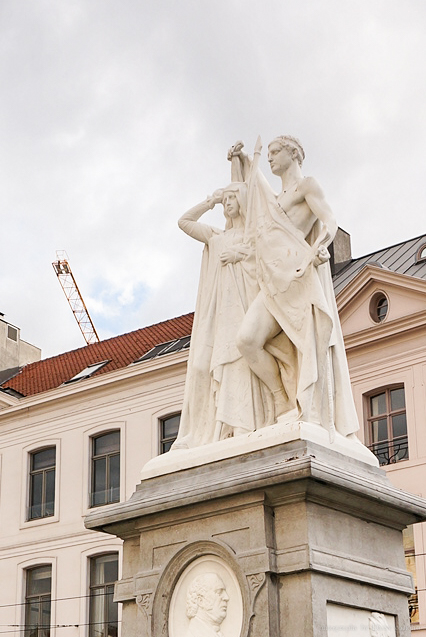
268;135;305;167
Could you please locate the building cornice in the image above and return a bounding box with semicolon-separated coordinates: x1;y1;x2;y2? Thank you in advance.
343;309;426;351
0;392;20;408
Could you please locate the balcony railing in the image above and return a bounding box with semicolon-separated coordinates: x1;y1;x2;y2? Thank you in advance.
368;437;408;466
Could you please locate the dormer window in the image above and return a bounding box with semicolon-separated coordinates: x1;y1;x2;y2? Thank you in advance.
415;244;426;264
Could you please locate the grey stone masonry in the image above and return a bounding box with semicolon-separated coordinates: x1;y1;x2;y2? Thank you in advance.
86;439;426;637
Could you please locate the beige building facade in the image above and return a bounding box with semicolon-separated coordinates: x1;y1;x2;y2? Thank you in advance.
335;234;426;631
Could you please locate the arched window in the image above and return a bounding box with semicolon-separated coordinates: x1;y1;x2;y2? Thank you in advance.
25;565;51;637
365;386;408;465
159;413;181;453
28;447;56;520
90;431;120;507
89;553;119;637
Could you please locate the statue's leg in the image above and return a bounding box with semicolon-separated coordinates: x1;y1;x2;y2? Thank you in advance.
236;294;288;417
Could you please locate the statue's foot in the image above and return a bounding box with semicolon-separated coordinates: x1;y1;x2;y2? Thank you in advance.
276;407;299;425
170;436;191;450
346;432;363;445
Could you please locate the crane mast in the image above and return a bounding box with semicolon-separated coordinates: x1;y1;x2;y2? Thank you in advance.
52;251;100;345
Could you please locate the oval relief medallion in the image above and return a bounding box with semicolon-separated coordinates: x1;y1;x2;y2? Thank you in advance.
169;555;243;637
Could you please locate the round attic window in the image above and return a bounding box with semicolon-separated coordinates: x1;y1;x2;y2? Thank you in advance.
369;292;389;323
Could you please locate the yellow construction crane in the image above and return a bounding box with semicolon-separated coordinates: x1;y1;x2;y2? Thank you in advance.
52;251;100;345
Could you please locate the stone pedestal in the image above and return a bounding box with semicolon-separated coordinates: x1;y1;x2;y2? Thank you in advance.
86;427;426;637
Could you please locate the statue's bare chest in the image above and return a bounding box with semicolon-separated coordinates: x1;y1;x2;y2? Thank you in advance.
277;188;315;237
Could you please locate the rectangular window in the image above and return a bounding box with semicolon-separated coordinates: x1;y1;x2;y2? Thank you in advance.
366;386;408;465
25;565;51;637
28;448;56;520
7;325;18;341
90;431;120;507
160;414;181;453
89;554;119;637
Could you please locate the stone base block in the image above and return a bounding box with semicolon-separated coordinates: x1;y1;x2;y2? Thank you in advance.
86;436;426;637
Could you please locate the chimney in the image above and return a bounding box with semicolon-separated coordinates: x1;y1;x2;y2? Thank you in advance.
330;227;352;276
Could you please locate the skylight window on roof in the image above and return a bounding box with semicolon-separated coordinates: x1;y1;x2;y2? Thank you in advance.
134;336;191;364
64;360;110;384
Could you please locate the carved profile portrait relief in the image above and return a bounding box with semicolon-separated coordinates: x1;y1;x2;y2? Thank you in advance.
185;572;229;637
169;556;243;637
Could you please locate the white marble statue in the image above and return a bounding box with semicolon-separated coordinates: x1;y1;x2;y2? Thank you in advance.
173;182;274;449
229;135;359;440
185;573;229;637
174;135;359;450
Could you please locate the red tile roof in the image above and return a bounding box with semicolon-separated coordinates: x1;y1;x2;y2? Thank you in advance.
1;313;194;397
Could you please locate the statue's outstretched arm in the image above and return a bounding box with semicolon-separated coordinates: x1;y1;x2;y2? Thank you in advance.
178;191;223;244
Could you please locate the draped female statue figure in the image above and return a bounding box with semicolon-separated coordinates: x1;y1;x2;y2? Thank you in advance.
172;182;274;450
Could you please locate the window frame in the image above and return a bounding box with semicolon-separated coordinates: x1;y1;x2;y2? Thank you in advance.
369;290;389;324
365;384;408;466
24;564;52;637
88;552;119;637
7;324;18;341
81;545;122;637
159;412;181;454
89;430;121;508
28;447;56;521
22;441;61;528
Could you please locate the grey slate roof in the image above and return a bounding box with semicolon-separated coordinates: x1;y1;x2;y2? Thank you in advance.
333;233;426;296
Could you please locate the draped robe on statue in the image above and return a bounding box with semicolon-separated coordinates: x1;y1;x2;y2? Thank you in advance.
174;199;273;449
246;169;359;437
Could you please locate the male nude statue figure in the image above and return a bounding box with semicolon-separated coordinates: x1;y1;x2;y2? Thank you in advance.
230;136;358;437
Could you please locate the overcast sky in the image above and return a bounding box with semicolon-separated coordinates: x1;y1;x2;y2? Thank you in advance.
1;0;425;358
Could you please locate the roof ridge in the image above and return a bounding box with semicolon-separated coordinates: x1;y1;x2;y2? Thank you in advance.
353;232;426;262
35;312;194;364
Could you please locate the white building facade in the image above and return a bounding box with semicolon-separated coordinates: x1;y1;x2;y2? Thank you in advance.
0;327;189;637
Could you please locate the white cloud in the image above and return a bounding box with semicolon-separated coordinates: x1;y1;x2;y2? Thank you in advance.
1;0;426;357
